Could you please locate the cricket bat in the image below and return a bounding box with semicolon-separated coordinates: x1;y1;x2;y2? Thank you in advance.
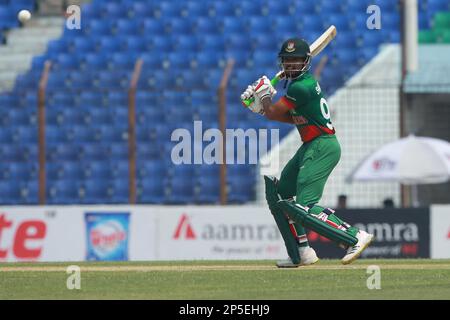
242;25;337;107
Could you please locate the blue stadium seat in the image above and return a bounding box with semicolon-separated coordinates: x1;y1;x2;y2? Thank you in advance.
195;176;220;203
46;125;70;144
108;92;127;107
52;144;81;161
105;2;127;19
155;2;184;18
195;17;220;34
13;125;37;143
130;2;154;18
193;51;222;69
198;34;223;52
83;53;109;70
141;52;163;69
174;35;199;51
125;36;147;52
299;14;324;32
345;0;371;13
210;2;235;17
80;179;112;204
236;1;262;16
8;162;37;181
138;178;165;203
0;181;22;205
81;1;103;19
222;17;247;34
98;37;123;53
60;161;84;180
47;39;69;56
80;143;109;161
21;181;38;203
70;72;94;90
142;19;166;35
165;52;194;70
47;162;63;180
69;125;98;143
320;1;344;13
47;180;82;204
252;50;275;68
110;179;129;203
84;161;112;180
184;1;210;18
78;91;104;107
97;71;126;89
427;0;450;11
292;1;318;15
382;12;400;31
110;52;136;70
9;109;35;126
87;20;113;36
325;13;351;31
109;143;129;161
373;0;398;12
0;145;23;162
165;177;194;204
72;37;97;53
167;18;195;35
97;125;128;142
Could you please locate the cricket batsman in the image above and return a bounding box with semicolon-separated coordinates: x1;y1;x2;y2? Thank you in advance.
240;38;374;267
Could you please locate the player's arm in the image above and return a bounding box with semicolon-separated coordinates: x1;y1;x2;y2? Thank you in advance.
261;97;294;124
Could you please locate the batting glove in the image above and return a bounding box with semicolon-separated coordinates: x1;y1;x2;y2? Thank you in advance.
253;75;277;101
240;85;265;115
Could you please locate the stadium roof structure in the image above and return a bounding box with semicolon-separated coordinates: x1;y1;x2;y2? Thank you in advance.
404;44;450;94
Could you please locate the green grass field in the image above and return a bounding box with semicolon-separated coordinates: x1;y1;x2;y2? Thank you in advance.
1;259;450;300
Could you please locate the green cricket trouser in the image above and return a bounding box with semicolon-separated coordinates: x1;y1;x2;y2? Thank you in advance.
277;134;341;241
278;134;340;205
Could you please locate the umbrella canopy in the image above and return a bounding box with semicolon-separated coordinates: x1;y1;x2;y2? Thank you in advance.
348;135;450;185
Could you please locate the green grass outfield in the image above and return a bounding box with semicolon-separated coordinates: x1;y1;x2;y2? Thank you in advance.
1;259;450;300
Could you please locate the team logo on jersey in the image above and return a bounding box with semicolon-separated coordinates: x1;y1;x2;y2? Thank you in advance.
286;41;295;52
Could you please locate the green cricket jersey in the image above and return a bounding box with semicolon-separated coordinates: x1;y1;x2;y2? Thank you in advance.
280;72;335;142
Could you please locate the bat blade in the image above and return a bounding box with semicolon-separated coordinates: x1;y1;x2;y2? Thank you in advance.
310;25;337;57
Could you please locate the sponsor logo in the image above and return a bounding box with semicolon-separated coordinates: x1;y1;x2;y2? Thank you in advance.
0;213;46;260
172;214;280;241
354;222;419;242
372;158;396;172
173;214;196;240
85;213;130;261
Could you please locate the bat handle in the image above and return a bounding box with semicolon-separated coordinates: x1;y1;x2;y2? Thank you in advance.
241;75;282;107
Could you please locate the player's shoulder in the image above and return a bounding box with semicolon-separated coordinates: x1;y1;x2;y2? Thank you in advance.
288;73;317;94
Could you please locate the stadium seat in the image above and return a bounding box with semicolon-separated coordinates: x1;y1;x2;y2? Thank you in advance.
195;17;220;34
0;181;22;205
138;178;165;203
210;2;235;17
80;179;112;204
47;180;82;204
167;18;195;35
183;1;210;18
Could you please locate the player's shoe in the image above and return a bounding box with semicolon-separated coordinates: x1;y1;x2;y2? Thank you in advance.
276;247;319;268
341;230;374;265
